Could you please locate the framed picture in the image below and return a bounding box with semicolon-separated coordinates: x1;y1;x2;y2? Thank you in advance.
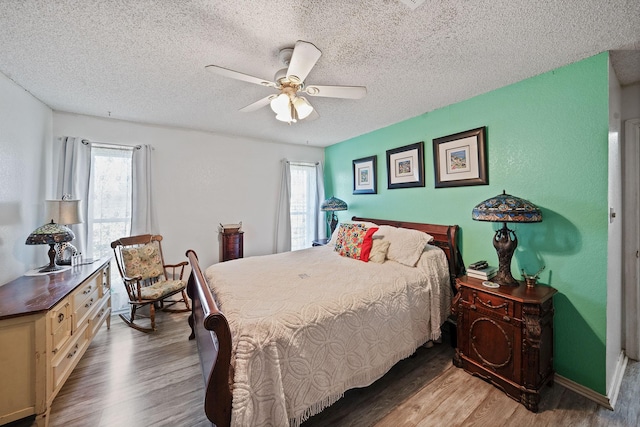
386;141;425;189
433;127;488;188
353;155;377;194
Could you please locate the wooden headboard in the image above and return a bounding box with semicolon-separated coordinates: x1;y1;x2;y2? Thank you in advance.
351;216;464;284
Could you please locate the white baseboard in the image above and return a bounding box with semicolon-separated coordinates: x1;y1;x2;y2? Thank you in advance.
554;350;628;411
607;351;628;409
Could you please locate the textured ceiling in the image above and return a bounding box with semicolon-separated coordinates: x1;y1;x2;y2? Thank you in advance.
0;0;639;147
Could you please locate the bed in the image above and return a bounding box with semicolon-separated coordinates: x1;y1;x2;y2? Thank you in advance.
186;217;463;427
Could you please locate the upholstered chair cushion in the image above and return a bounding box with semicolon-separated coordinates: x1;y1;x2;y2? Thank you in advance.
139;279;186;300
121;241;165;280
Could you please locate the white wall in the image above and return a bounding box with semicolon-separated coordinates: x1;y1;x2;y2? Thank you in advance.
52;112;324;268
0;72;53;284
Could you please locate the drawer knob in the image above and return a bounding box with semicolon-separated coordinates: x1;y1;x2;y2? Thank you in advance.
503;316;511;322
67;344;79;358
83;286;92;294
470;304;477;311
85;298;94;308
58;313;65;323
52;347;59;354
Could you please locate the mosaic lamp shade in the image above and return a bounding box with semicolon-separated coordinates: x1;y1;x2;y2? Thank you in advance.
472;190;542;286
320;197;348;237
25;221;75;273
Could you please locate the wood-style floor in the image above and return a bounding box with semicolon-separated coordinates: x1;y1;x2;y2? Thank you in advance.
14;311;639;427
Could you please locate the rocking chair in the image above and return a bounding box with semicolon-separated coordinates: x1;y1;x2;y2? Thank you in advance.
111;234;190;332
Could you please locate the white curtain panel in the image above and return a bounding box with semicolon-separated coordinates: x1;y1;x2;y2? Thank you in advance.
57;136;91;256
314;162;327;241
275;159;292;253
275;160;326;252
131;144;157;235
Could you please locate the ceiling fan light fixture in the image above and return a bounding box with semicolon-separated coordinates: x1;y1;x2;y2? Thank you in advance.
275;112;294;123
270;93;290;116
293;96;313;120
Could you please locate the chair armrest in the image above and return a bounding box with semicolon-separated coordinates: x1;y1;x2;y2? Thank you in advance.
164;261;188;268
122;274;143;282
164;261;188;280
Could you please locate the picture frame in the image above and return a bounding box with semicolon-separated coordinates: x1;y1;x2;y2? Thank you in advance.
433;126;488;188
352;155;377;194
386;141;425;189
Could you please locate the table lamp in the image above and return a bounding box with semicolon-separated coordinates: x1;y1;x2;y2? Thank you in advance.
320;196;348;237
25;221;75;272
45;196;82;265
472;190;542;286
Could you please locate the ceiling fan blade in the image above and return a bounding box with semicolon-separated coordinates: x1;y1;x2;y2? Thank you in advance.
286;41;322;83
205;65;276;87
239;95;276;112
304;85;367;99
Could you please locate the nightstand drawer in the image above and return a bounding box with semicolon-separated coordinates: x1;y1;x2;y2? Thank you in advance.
462;288;515;318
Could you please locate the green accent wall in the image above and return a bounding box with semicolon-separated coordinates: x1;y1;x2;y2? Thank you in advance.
324;52;610;393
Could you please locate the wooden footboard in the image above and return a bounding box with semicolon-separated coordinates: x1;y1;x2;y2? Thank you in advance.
186;250;232;427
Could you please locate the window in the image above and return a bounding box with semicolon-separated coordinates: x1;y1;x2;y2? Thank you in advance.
289;162;321;250
89;145;133;312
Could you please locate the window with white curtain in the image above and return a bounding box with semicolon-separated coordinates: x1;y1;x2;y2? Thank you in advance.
290;162;319;250
89;145;133;312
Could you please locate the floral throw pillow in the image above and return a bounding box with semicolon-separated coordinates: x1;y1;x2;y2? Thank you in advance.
334;224;379;261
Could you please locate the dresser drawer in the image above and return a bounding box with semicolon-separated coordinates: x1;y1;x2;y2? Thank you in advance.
462;288;514;318
89;297;111;337
99;267;110;298
73;288;100;331
73;275;100;308
51;324;89;392
49;299;71;353
49;299;70;331
51;318;71;356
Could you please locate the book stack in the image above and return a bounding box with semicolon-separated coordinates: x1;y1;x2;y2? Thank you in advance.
467;261;497;280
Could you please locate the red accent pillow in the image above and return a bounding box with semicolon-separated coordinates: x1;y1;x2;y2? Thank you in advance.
359;227;379;262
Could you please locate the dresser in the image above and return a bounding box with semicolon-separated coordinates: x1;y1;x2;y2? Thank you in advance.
0;259;111;427
451;275;556;412
221;231;243;262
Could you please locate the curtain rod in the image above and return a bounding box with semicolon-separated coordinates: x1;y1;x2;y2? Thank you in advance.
286;160;320;166
81;139;141;150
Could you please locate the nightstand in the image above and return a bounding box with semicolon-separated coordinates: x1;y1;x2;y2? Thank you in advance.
221;231;243;261
312;238;330;246
451;275;556;412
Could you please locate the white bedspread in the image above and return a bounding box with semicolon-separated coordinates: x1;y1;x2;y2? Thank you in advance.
205;244;452;427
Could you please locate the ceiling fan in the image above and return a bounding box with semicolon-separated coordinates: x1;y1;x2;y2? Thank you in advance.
205;40;367;124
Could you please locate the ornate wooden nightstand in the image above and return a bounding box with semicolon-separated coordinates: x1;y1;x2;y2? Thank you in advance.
451;275;556;412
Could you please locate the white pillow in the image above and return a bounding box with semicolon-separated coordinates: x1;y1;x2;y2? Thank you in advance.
375;225;434;267
368;239;390;263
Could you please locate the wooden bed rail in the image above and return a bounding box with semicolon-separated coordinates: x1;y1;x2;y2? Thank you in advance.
186;250;232;427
